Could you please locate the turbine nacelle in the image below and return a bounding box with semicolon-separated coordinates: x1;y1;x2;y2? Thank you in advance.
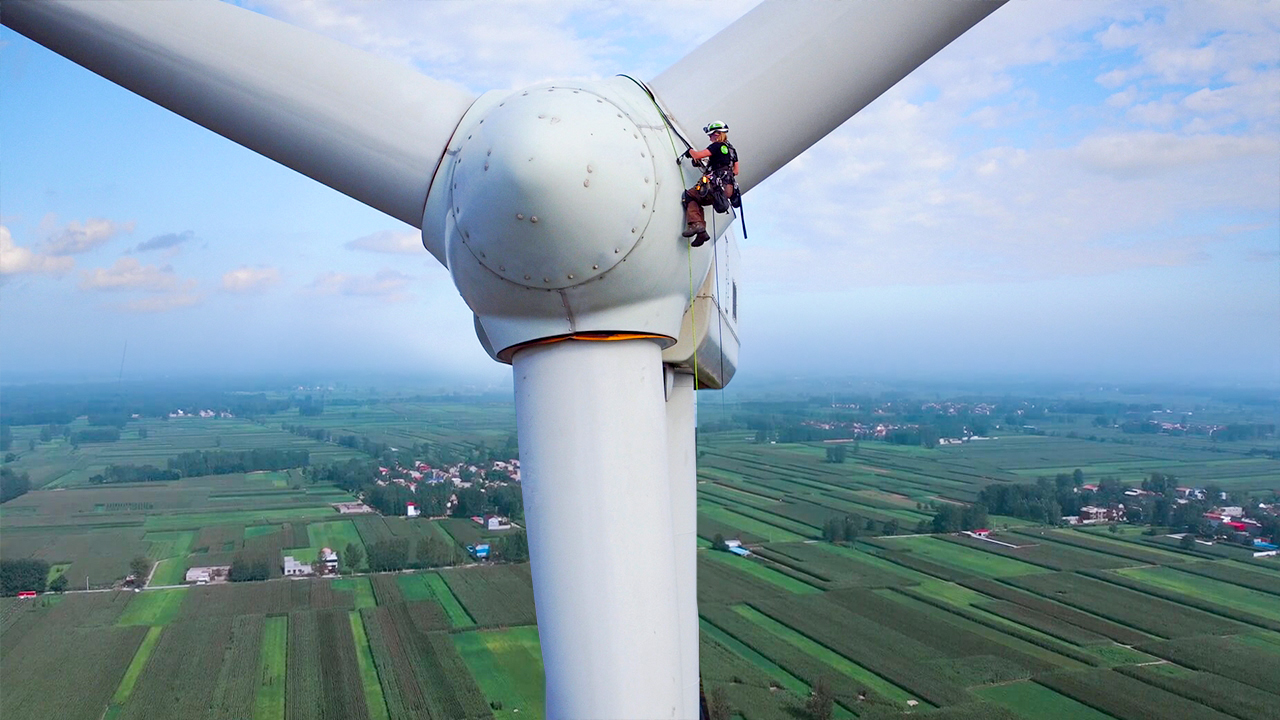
423;78;721;363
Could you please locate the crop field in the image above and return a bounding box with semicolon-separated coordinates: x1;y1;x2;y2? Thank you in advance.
443;564;537;627
1113;565;1280;622
1036;668;1238;720
975;680;1117;720
870;535;1048;577
454;627;546;719
284;519;366;567
4;394;1278;720
1006;572;1249;638
1136;634;1280;695
3;417;364;489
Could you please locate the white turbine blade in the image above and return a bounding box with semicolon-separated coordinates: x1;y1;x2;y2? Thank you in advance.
650;0;1005;193
3;0;474;229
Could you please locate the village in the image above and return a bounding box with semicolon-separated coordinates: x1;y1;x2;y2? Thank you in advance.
1058;483;1279;557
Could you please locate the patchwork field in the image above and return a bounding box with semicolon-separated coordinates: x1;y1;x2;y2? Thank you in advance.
3;394;1277;719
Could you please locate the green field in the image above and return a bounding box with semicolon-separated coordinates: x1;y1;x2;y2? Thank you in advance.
1115;565;1280;621
877;535;1048;577
331;577;377;610
702;549;823;594
454;627;546;719
398;572;475;627
254;615;287;720
285;519;365;568
116;588;187;626
732;604;920;704
976;679;1115;719
349;611;390;720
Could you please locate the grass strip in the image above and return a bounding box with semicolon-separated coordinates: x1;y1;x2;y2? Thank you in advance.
111;625;163;704
253;615;287;720
349;611;390;720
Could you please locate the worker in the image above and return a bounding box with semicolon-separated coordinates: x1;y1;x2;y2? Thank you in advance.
681;121;739;247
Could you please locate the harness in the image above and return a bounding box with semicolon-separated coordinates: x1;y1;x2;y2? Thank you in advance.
690;142;739;214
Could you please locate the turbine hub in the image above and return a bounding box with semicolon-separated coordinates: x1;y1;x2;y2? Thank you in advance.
449;87;658;289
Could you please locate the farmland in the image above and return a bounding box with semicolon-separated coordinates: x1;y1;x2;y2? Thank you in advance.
2;385;1279;719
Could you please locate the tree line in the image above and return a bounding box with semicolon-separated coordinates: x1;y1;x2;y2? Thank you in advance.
90;464;181;485
168;448;309;476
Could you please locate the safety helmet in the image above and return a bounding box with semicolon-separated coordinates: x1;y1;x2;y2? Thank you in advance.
703;121;729;135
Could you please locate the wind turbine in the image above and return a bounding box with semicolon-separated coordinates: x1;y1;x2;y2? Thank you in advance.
3;1;1006;717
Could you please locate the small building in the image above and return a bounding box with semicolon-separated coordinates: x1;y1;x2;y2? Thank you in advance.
184;565;230;585
283;556;313;577
724;539;743;549
970;529;991;538
729;546;752;557
16;591;37;599
1079;505;1122;524
320;548;339;574
485;515;511;531
406;502;420;518
468;543;490;560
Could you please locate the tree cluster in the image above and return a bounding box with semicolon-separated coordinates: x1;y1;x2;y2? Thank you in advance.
367;539;411;572
1;468;31;503
821;516;861;543
978;472;1092;523
71;428;121;444
496;531;529;562
1;558;49;595
38;424;71;442
297;394;325;416
90;464;180;485
229;554;272;581
931;503;988;533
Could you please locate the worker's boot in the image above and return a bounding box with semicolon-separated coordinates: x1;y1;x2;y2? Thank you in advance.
691;230;711;247
682;221;705;238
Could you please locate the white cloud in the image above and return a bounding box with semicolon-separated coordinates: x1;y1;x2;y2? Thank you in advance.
245;0;759;91
0;225;75;278
119;294;202;313
221;265;282;293
345;229;423;255
79;257;191;292
39;215;134;255
308;268;412;300
1076;132;1278;178
77;257;203;312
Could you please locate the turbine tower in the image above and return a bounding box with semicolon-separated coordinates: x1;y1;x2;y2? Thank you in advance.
3;2;1005;717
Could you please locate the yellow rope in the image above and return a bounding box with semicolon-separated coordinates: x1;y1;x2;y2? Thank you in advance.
687;243;699;390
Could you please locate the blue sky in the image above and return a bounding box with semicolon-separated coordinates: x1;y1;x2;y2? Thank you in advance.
2;0;1277;387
